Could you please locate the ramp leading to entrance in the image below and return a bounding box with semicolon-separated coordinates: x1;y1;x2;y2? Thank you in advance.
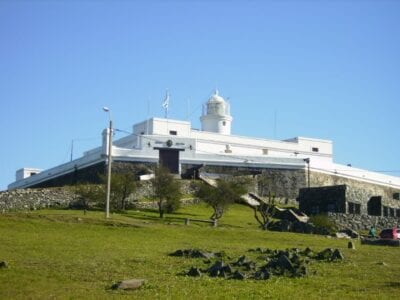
198;172;264;208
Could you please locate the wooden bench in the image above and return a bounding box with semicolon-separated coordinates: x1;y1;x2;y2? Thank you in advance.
184;218;218;227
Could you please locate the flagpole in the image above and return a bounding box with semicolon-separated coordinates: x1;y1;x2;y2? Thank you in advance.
162;90;169;119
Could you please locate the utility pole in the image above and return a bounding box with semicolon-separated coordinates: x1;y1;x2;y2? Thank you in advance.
103;107;113;219
106;119;113;218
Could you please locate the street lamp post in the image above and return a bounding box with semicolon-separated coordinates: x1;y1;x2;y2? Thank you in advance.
103;107;112;219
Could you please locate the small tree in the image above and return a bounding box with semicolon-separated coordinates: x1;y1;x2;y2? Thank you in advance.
151;166;182;218
196;177;251;220
98;172;137;211
73;183;104;209
110;173;137;211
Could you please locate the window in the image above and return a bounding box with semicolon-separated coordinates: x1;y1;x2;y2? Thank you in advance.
169;130;177;135
312;147;319;152
222;121;226;126
348;202;354;214
262;149;269;155
355;203;361;215
30;172;37;176
393;193;400;200
348;202;360;214
140;132;145;135
390;208;395;217
383;206;389;217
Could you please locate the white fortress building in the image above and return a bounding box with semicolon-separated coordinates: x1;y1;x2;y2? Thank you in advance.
8;90;400;217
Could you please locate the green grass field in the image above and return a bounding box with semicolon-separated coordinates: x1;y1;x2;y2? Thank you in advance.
1;203;399;299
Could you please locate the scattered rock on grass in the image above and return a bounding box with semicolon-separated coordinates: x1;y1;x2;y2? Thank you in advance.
112;279;146;290
348;241;356;249
0;261;8;269
181;246;344;281
187;267;202;277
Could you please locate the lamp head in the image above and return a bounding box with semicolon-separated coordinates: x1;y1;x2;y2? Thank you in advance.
103;107;109;112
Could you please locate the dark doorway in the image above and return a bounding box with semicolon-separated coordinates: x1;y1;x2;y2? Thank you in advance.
367;196;382;216
159;149;180;174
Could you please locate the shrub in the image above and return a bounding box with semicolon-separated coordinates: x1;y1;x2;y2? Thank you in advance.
309;214;337;234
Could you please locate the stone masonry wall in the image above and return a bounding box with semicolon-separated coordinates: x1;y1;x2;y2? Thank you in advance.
0;188;76;212
310;171;400;209
328;212;400;231
1;180;198;213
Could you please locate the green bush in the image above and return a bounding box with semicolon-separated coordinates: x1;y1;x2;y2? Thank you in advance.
309;214;337;234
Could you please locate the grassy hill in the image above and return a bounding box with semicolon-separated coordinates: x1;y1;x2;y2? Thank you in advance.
0;203;399;299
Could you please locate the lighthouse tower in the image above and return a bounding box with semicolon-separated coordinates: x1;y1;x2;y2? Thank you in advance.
200;90;233;135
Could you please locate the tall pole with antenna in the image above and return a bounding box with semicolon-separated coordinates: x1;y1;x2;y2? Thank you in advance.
70;140;74;162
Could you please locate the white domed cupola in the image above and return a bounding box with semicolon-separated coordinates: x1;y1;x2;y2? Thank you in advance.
200;90;233;134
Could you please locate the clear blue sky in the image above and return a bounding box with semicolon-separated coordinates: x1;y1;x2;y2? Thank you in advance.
1;0;399;191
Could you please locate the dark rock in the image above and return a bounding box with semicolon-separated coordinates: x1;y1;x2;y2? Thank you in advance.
276;255;293;271
242;261;256;271
222;264;233;274
208;261;224;277
290;253;302;265
303;247;314;257
293;265;307;277
187;267;202;277
348;241;355;249
231;270;246;280
0;261;8;269
170;249;184;257
112;279;145;290
331;249;344;261
316;248;334;260
234;255;248;266
254;269;270;280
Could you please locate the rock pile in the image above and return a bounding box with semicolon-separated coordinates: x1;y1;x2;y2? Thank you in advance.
172;247;344;281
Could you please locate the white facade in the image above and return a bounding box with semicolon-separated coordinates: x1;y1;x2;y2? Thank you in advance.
9;91;400;190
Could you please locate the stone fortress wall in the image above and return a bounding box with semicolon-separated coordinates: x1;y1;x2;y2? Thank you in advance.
3;161;399;231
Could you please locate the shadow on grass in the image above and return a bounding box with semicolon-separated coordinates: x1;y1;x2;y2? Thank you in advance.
385;282;400;288
123;213;190;224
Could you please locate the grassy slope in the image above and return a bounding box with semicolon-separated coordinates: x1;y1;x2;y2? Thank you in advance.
0;203;399;299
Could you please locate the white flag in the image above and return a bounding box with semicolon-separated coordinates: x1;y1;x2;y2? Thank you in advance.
162;91;169;109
